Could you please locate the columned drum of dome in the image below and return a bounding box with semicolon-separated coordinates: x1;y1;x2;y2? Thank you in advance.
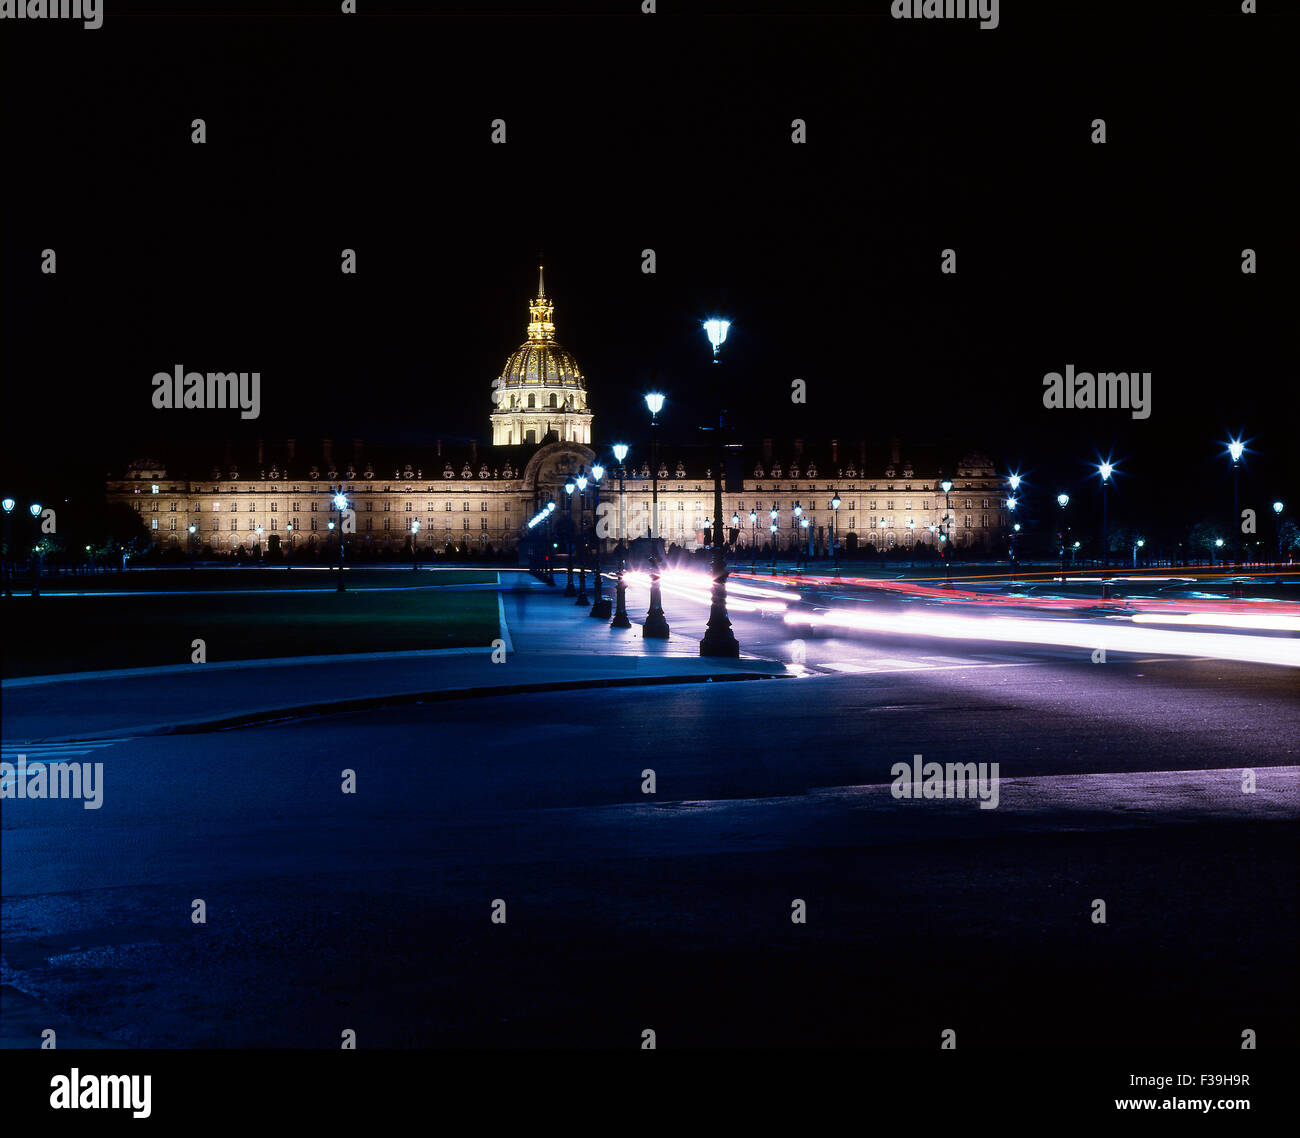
490;266;594;447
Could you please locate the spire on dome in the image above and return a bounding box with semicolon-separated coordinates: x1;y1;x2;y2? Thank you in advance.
527;263;555;342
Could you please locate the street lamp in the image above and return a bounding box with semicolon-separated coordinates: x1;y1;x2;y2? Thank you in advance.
574;469;590;606
1097;460;1114;572
411;519;420;571
1056;493;1070;581
29;502;42;597
940;478;954;586
1226;437;1245;568
285;521;293;565
332;490;348;592
769;504;779;574
563;481;577;596
749;508;758;572
830;492;841;576
188;522;197;568
643;392;670;638
1133;536;1145;569
542;500;557;586
611;446;632;628
699;317;739;657
589;463;610;619
2;494;14;595
907;517;916;568
1273;499;1286;567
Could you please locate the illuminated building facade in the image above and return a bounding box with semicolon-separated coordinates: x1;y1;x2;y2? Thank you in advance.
107;272;1008;558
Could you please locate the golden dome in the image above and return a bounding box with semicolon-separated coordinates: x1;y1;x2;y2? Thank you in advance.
495;265;587;392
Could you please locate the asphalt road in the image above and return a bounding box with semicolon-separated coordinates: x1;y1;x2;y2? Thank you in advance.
3;634;1297;1048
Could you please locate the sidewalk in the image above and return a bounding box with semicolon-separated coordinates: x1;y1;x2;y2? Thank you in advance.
1;575;787;743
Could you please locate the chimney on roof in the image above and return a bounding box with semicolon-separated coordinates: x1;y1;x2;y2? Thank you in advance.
436;439;442;458
793;438;804;458
762;438;773;462
889;436;901;466
470;440;478;465
860;440;868;470
352;438;364;462
322;438;333;466
256;438;264;465
286;438;296;460
831;439;839;464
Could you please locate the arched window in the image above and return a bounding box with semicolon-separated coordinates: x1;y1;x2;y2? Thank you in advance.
527;394;536;409
548;393;557;409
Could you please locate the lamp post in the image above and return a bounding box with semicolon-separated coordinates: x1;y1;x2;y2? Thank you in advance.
830;492;841;576
1005;496;1018;581
611;445;632;628
699;318;740;657
285;522;293;566
800;516;811;568
643;392;670;638
769;504;779;574
332;490;348;592
907;518;916;568
1;499;13;600
574;469;590;606
1006;472;1021;581
940;478;954;586
1273;500;1285;567
749;508;758;572
792;501;803;570
563;481;577;595
188;523;197;568
1226;438;1244;568
1213;537;1224;567
29;502;42;597
589;463;611;618
545;500;557;585
1056;493;1070;581
411;519;420;571
1097;460;1114;581
1133;537;1144;569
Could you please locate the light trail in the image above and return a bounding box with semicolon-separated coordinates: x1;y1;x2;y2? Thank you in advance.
782;607;1300;668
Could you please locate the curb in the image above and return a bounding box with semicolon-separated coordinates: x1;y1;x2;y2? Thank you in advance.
14;668;789;743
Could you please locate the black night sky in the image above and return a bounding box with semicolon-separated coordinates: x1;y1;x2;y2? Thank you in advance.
3;0;1295;549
